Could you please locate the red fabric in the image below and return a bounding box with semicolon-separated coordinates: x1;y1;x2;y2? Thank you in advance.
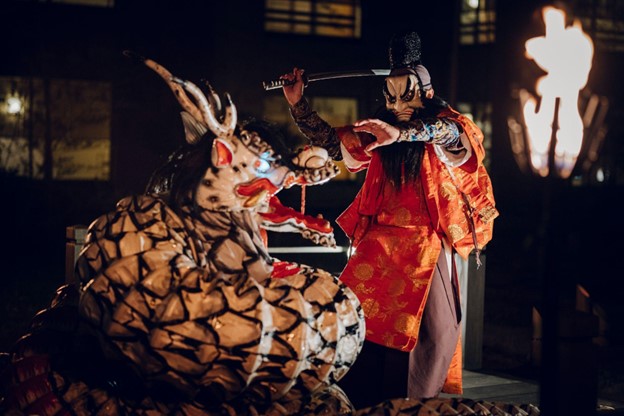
271;261;302;278
337;110;497;261
442;335;464;394
334;109;498;391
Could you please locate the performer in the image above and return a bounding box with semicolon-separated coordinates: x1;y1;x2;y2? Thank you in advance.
280;31;498;408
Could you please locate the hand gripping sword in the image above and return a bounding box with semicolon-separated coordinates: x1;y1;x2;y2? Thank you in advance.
262;69;390;91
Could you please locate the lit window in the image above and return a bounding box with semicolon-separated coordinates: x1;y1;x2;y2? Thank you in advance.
13;0;114;7
459;0;496;45
571;0;624;52
50;80;111;180
310;97;359;180
265;0;361;39
0;77;111;180
263;95;359;180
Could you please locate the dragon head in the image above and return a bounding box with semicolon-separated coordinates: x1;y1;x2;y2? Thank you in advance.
128;51;340;246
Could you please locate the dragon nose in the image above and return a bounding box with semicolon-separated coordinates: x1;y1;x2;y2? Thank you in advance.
291;145;329;169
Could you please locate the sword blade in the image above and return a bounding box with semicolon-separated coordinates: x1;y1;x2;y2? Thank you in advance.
262;69;390;91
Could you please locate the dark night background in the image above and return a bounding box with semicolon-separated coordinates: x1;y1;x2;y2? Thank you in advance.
1;0;623;411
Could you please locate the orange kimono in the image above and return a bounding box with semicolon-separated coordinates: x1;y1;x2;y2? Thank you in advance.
335;108;498;393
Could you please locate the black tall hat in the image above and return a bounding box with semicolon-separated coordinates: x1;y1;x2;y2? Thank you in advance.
388;31;422;69
387;31;434;96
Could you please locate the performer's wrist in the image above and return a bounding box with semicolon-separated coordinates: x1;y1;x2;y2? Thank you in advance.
290;97;311;118
397;121;428;142
287;96;303;108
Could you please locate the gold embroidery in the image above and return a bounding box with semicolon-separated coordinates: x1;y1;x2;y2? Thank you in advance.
404;264;417;275
403;264;425;292
353;263;374;281
382;332;396;347
387;278;406;297
361;298;380;318
411;278;428;293
421;246;439;265
385;298;408;316
393;207;412;227
479;206;498;223
440;181;457;200
355;283;375;295
394;313;420;337
447;224;465;242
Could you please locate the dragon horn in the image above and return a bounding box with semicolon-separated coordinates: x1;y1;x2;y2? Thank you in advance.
202;80;222;112
172;77;237;138
123;50;204;125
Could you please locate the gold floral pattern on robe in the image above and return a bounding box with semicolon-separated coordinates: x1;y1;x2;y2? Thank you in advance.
335;106;498;394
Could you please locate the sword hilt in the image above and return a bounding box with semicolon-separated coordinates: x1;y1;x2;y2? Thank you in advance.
262;73;309;91
262;79;290;91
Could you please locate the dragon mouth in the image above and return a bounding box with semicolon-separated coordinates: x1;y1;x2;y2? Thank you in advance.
237;178;279;208
260;196;336;248
242;189;268;208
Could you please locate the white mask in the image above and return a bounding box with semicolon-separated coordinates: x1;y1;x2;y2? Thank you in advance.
383;74;424;122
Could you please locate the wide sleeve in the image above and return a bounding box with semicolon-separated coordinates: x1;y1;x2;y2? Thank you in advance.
397;116;473;168
291;98;376;172
290;98;342;160
335;126;375;172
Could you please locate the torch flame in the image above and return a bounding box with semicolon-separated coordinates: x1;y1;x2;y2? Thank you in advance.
522;6;594;177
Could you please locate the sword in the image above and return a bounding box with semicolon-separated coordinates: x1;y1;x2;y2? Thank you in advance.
262;69;390;91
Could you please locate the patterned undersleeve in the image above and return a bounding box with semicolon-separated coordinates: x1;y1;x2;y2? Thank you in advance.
398;118;464;150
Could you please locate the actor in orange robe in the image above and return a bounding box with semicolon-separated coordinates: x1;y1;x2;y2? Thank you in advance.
281;31;498;408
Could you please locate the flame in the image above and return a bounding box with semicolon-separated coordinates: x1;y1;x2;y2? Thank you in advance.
522;7;594;177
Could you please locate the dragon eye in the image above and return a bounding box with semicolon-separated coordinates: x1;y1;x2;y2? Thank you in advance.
254;159;271;173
